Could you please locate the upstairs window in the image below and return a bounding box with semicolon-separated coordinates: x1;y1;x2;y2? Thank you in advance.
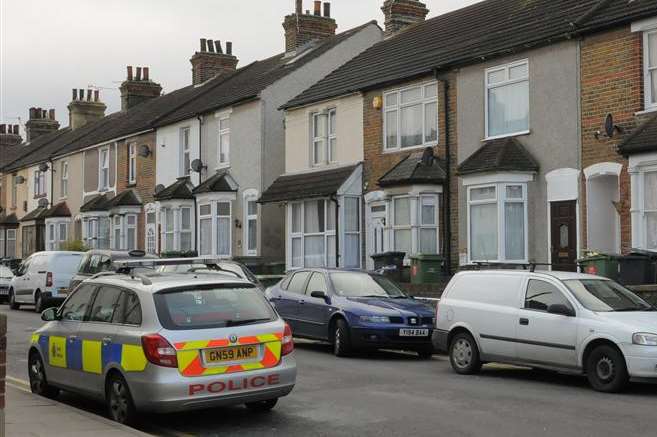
99;147;110;191
128;143;137;184
60;161;68;198
11;175;17;208
180;127;191;176
486;60;529;138
34;170;46;197
384;83;438;151
645;30;657;110
218;115;230;166
312;109;336;165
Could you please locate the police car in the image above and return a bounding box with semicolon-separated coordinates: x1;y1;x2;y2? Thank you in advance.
28;258;296;425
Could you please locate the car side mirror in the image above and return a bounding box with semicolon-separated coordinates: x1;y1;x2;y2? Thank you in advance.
310;291;330;303
41;307;59;322
547;303;575;317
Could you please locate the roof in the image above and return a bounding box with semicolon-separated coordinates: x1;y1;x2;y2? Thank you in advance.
155;21;378;126
457;137;539;176
192;170;238;194
154;177;194;201
618;112;657;155
0;212;19;226
80;194;111;212
106;189;142;208
2;128;72;172
20;207;48;222
379;148;446;187
0;145;33;170
283;0;657;109
43;201;71;218
259;164;359;204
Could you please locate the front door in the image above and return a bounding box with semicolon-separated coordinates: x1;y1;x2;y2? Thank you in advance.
367;204;387;270
550;201;577;272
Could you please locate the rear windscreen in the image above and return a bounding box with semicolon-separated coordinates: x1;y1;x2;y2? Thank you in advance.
154;285;276;330
52;254;84;274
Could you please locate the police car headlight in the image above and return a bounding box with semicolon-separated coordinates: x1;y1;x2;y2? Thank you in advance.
359;315;391;323
632;333;657;346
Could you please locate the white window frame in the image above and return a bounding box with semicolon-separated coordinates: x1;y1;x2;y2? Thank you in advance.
485;59;530;139
383;82;439;152
216;201;232;258
145;207;157;254
389;194;440;257
180;207;193;252
196;197;234;258
60;161;68;199
125;214;138;251
644;29;657;111
34;170;46;197
218;114;230;166
243;190;259;256
112;215;123;250
11;175;17;208
6;229;17;258
637;166;657;250
287;199;338;269
161;207;175;252
99;147;110;191
46;219;69;250
180;127;191;177
466;182;528;264
311;109;337;166
198;203;213;256
128;143;137;185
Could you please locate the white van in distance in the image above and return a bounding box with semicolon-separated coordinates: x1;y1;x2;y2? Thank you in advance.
9;251;84;312
434;269;657;392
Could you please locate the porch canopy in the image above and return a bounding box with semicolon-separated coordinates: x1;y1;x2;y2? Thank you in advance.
618;112;657;156
457;137;539;176
379;148;447;187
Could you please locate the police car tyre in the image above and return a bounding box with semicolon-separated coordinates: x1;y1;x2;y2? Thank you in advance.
9;289;19;310
245;398;278;412
449;331;482;375
28;351;59;399
106;373;137;426
34;292;44;313
333;319;352;357
586;344;629;393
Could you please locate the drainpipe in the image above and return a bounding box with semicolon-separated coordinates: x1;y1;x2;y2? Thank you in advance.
49;159;54;207
195;115;203;255
434;69;452;276
331;194;340;267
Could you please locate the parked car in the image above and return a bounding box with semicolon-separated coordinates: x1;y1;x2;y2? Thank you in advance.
267;269;435;358
69;250;157;291
0;264;14;303
434;269;657;393
29;260;295;425
158;260;264;291
1;258;22;275
9;251;84;312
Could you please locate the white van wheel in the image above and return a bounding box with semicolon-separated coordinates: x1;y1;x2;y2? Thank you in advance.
449;332;482;375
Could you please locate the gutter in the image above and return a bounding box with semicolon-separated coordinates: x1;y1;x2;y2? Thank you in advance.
434;69;452;276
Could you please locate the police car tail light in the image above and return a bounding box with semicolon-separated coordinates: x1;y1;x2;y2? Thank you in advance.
141;334;178;368
46;272;53;288
281;323;294;356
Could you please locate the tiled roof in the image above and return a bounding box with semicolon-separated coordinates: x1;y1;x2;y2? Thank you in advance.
457;137;539;175
20;207;48;222
106;189;142;208
1;128;72;172
618;112;657;155
43;201;71;218
283;0;657;109
192;170;238;194
0;145;33;170
80;194;111;212
155;21;378;126
154;177;194;201
259;164;359;204
379;148;446;187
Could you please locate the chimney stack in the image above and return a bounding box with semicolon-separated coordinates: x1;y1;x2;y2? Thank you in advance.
24;106;60;142
283;0;337;55
190;39;239;86
381;0;429;37
119;65;163;111
0;123;23;147
68;88;106;130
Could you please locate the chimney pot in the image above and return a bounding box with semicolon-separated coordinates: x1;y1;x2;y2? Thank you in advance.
207;38;215;52
72;89;78;101
94;90;100;102
214;40;223;54
49;109;55;120
14;124;20;135
296;0;302;15
87;89;93;101
200;38;207;52
0;124;5;134
127;65;133;81
42;109;47;119
226;41;233;55
323;2;330;17
136;67;142;81
79;89;85;101
143;66;149;81
314;1;321;15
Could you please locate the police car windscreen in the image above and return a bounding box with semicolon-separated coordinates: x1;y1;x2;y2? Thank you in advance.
154;285;276;330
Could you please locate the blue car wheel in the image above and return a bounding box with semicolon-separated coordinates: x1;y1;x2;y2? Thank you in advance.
333;319;352;357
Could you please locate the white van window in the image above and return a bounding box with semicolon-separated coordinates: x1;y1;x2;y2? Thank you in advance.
52;254;84;275
524;280;572;312
448;273;523;306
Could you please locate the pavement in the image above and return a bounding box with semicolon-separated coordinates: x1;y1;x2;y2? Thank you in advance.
3;306;657;436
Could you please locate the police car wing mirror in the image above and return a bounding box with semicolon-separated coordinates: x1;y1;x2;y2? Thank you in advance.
41;307;59;322
310;291;330;303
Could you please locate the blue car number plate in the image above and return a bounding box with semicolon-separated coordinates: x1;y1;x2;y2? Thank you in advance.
399;328;429;337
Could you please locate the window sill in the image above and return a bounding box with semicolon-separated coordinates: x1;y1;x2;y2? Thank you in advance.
215;163;230;171
33;194;47;200
382;142;438;154
126;183;136;188
635;107;657;116
483;130;531;142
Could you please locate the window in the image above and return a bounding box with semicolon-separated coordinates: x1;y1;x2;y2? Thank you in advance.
113;291;142;325
524;280;571;312
312;109;336;165
33;170;46;197
486;60;529;138
11;175;17;208
344;197;360;268
180;127;191;176
288;271;311;294
419;195;438;254
83;216;111;250
642;170;657;249
46;221;69;250
306;272;328;295
162;208;175;251
126;214;137;251
128;143;137;184
3;229;17;258
468;183;527;263
644;30;657;110
89;286;123;323
60;284;96;321
384;83;438;151
180;207;192;251
388;194;439;257
99;147;110;191
393;197;412;254
60;161;68;198
244;191;258;256
113;215;123;250
199;204;212;256
216;201;231;257
218;115;230;165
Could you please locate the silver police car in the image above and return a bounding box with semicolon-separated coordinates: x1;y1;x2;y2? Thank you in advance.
28;258;296;425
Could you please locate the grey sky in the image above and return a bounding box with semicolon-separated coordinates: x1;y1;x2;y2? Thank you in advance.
1;0;481;134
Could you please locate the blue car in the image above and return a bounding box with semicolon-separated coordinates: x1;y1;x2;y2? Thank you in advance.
266;269;436;358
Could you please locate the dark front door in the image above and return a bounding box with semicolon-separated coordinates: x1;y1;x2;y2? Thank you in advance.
550;201;577;272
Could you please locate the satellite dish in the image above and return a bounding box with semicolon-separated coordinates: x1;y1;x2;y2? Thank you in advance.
138;144;151;158
37;198;49;208
604;114;615;138
15;176;25;184
38;162;50;172
155;184;166;194
191;159;205;173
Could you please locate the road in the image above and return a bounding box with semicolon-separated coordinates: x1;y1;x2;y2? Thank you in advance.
3;305;657;437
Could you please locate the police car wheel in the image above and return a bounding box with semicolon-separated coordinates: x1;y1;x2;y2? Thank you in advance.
245;398;278;412
28;352;59;399
9;290;19;310
333;319;352;357
106;374;137;425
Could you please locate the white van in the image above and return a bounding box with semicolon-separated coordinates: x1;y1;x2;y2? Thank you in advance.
434;269;657;392
9;251;84;312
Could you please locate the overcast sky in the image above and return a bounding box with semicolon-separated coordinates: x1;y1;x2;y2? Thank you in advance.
1;0;481;133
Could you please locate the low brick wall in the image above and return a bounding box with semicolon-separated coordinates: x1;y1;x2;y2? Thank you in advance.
0;314;6;437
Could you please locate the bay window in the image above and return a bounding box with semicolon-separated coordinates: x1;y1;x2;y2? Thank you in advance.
384;83;438;151
486;60;529;138
46;221;69;250
199;204;212;256
642;170;657;249
644;30;657;110
180;207;192;251
290;199;337;268
126;215;137;251
216;202;231;257
393;197;412;254
163;208;175;251
113;216;122;250
6;229;16;258
312;109;336;165
468;183;527;263
390;194;440;257
110;214;137;250
218;115;230;165
99;148;110;191
82;216;110;249
197;200;232;257
160;206;193;253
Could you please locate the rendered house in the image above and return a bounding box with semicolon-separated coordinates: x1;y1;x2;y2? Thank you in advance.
152;0;382;262
0;124;24;258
